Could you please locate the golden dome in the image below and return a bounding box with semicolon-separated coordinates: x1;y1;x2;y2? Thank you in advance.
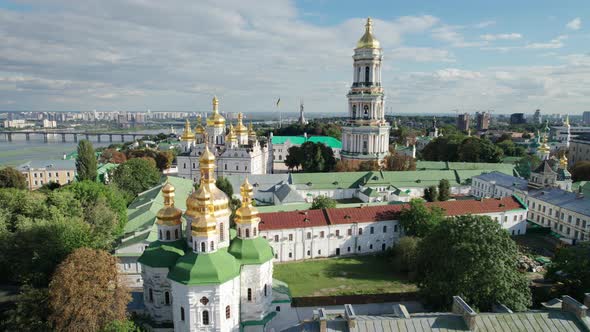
157;181;182;226
235;113;248;134
194;114;205;134
227;124;238;142
200;144;216;165
192;204;217;236
356;17;380;49
180;119;195;141
185;184;211;219
248;122;256;136
235;177;260;225
559;154;568;168
206;96;226;127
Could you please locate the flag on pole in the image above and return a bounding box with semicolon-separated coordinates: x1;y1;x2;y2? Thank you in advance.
276;98;281;107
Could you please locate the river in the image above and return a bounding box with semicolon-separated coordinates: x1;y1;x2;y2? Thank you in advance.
0;128;175;167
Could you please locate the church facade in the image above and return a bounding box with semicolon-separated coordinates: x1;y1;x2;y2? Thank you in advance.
340;18;391;165
177;97;272;183
138;146;276;331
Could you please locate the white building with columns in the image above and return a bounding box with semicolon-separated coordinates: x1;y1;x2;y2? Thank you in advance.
340;18;391;166
177;97;272;183
138;146;277;331
258;196;528;262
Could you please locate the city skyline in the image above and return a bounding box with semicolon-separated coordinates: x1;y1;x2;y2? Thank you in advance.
0;0;588;114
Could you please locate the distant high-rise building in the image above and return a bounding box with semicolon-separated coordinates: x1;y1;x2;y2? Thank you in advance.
533;109;542;124
583;111;590;125
476;111;490;131
457;113;470;132
510;113;526;125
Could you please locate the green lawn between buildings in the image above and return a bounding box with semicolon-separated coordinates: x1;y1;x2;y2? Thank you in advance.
273;255;417;297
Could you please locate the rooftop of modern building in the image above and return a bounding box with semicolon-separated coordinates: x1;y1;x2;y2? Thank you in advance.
258;196;526;231
271;135;342;149
17;159;76;171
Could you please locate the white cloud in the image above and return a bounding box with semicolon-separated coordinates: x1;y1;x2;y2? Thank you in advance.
566;17;582;30
389;47;455;63
431;25;486;47
525;35;567;49
434;68;483;81
480;33;522;41
474;20;496;29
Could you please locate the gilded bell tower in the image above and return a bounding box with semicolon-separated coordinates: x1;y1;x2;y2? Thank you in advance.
234;177;260;239
341;17;390;165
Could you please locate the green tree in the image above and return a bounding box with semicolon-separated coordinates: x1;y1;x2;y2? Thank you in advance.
398;199;444;237
384;153;416;171
571;161;590;182
101;319;142;332
112;158;160;199
154;151;174;171
0;167;27;189
2;285;51;332
546;242;590;302
458;137;503;163
358;160;380;171
216;176;234;198
390;236;420;277
423;185;438;202
310;196;337;210
284;146;302;171
76;140;98;181
515;154;541;179
420;136;462;161
300;141;336;172
438;179;450;201
416;215;532;311
49;248;131;332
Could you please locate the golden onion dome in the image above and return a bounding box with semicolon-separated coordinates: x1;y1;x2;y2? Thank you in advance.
235;113;248;134
356;17;380;49
192;204;217;236
559;154;568;168
157;182;182;226
180;119;195;141
185;184;210;219
248;122;256;136
194;114;205;134
200;145;216;165
235;177;259;225
227;124;238;142
206;96;226;127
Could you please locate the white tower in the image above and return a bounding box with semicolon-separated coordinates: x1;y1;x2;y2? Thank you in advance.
564;114;571;148
341;18;390;166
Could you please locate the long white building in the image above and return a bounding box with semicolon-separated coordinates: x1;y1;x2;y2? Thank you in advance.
258;196;528;262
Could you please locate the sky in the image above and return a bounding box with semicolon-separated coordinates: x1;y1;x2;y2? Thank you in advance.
0;0;588;115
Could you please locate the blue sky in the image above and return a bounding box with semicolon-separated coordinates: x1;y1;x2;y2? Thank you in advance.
0;0;588;114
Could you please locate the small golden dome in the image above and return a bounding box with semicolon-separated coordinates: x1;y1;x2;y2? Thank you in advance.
235;177;259;225
192;204;217;236
200;145;216;165
235;113;248;134
194;115;205;134
356;17;380;49
181;119;195;141
227;124;238;142
248;122;256;136
157;181;182;226
207;96;226;127
559;154;568;168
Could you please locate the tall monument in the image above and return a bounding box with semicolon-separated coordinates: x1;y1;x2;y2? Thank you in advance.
341;18;390;165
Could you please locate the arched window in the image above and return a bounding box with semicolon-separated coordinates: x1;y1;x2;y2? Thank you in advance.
183;163;186;169
201;242;206;252
247;288;252;301
159;230;162;239
180;307;185;321
264;284;267;296
253;227;257;236
149;288;153;302
226;305;231;319
202;310;210;325
352;105;357;119
175;229;179;239
365;66;370;84
357;67;361;81
238;228;241;237
245;228;250;238
166;230;171;240
210;241;214;251
220;223;224;241
165;292;170;305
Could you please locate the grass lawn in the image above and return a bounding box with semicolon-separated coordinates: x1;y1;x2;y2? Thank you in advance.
273;255;417;297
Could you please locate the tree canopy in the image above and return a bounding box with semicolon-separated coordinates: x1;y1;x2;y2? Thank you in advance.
416;215;531;311
0;167;27;189
284;141;336;172
438;179;450;201
398;199;444;237
310;196;337;210
546;242;590;302
384;153;416;171
112;158;160;200
420;135;503;163
49;248;131;332
76;140;98;181
514;154;541;179
571;161;590;182
216;176;234;198
423;185;438;202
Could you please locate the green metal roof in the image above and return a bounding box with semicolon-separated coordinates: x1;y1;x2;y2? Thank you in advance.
168;249;241;285
228;237;274;265
271;136;342;149
361;187;381;197
138;239;187;269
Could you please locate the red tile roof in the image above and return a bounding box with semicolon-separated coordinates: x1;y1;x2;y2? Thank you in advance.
258;196;525;231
